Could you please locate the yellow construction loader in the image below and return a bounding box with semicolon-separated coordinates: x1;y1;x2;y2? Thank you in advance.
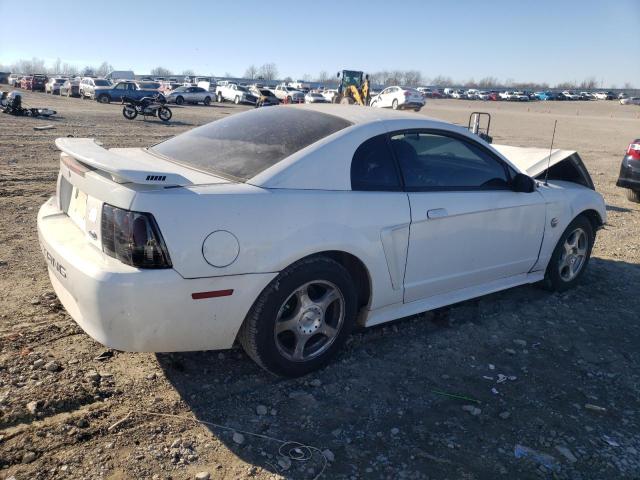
332;70;370;106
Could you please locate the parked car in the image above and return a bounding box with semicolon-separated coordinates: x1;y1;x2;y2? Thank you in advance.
579;92;595;100
159;82;182;95
620;97;640;105
8;74;21;87
21;74;47;91
79;78;112;99
249;87;280;106
476;91;491;100
39;105;605;376
508;91;530;101
91;81;164;104
137;81;162;91
166;86;213;105
616;139;640;202
562;91;581;100
593;92;614;100
488;91;501;101
60;79;80;97
274;85;305;103
45;78;67;95
305;92;329;103
20;76;33;89
535;91;555;101
618;92;628;100
321;89;338;103
451;90;466;99
370;86;425;111
216;83;258;104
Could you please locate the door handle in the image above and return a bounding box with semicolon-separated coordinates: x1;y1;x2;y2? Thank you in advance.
427;208;448;219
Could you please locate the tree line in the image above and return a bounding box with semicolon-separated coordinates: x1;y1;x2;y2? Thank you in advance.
0;57;634;90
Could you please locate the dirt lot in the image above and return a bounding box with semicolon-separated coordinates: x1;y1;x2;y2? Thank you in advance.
1;91;639;480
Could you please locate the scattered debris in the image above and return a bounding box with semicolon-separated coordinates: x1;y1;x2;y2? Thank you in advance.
585;403;607;413
232;432;245;445
462;405;482;416
33;125;55;131
514;444;560;472
555;445;578;463
108;411;132;432
44;360;60;372
195;472;210;480
602;435;620;447
94;350;114;361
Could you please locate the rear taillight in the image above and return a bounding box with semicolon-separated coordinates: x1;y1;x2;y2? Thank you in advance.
101;204;171;268
404;91;410;97
627;140;640;160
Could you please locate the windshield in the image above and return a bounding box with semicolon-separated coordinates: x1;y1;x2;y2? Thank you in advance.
94;79;110;86
151;107;352;181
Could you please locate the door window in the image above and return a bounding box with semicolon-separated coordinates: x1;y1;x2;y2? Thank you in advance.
351;135;401;191
390;131;511;190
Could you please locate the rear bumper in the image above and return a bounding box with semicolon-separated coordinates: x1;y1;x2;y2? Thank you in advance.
38;197;277;352
616;156;640;191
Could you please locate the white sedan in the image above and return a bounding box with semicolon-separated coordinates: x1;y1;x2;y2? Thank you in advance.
620;97;640;105
304;92;330;103
38;105;605;377
370;86;425;111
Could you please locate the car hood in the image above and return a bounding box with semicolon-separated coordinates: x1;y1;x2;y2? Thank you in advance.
493;144;594;189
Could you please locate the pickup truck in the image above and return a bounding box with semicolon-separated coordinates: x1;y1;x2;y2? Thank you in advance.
215;83;258;104
274;85;305;103
92;81;162;104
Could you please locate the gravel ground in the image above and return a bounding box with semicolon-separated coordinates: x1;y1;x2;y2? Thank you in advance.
1;91;639;480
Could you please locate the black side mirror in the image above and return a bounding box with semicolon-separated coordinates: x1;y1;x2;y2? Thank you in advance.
337;72;341;78
512;173;535;193
365;74;369;80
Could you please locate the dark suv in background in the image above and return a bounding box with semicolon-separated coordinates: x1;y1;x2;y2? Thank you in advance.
617;139;640;203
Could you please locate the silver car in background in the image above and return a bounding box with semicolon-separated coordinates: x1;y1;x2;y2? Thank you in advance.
165;86;213;105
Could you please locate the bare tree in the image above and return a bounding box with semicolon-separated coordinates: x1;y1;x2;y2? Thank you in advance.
96;62;114;77
477;77;499;89
258;63;278;81
244;65;258;79
301;73;312;82
316;71;329;84
182;69;195;76
82;66;95;76
62;63;79;76
430;75;453;86
150;66;173;77
52;58;62;75
403;70;422;86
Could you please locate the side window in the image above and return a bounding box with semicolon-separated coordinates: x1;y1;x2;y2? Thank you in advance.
351;135;401;191
390;131;510;190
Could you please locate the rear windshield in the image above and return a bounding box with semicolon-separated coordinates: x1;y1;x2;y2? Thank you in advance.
151;107;352;181
94;79;110;86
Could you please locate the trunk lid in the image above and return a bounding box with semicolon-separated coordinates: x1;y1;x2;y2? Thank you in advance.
54;137;231;251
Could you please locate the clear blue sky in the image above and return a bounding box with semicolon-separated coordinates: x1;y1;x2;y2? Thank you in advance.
1;0;638;87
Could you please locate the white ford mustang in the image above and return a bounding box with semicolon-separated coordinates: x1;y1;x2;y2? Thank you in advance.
38;105;606;376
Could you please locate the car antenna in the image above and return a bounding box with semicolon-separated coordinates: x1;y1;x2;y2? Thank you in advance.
544;120;557;186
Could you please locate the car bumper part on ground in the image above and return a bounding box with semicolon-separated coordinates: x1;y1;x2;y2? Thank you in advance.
617;156;640;191
37;197;277;353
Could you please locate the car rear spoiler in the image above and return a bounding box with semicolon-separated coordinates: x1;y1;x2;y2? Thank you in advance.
493;144;595;190
55;137;192;187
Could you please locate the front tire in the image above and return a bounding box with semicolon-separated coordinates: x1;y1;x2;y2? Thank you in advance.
175;96;184;105
98;94;110;104
217;92;223;103
543;215;594;292
392;99;399;110
203;96;211;106
238;256;358;377
234;96;240;105
157;106;172;122
626;189;640;203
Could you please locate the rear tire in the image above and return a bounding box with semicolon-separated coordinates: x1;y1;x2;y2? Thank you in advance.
175;96;184;105
217;92;223;103
98;94;110;104
542;215;594;292
626;189;640;203
238;256;358;377
392;99;399;110
122;106;137;120
203;96;211;106
234;96;240;105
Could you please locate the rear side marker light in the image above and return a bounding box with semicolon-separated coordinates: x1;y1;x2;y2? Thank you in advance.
191;289;234;300
627;141;640;160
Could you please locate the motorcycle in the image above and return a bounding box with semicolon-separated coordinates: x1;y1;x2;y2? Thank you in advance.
1;91;57;117
121;94;172;122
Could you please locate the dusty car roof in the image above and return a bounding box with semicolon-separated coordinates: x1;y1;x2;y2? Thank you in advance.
288;103;440;125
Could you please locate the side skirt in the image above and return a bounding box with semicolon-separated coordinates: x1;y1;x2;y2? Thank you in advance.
362;271;544;328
